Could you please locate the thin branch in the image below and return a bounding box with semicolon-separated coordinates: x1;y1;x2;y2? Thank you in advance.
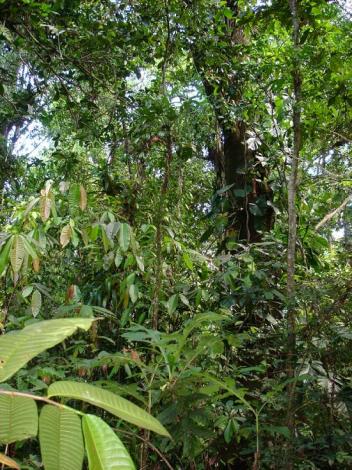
315;194;352;231
117;428;174;470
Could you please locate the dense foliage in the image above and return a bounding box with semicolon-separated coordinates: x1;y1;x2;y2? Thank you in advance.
0;0;351;468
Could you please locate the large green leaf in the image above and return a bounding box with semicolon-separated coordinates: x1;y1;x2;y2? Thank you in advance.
0;319;93;382
39;405;84;470
48;381;170;437
118;223;130;252
82;415;135;470
0;395;38;444
68;183;81;213
0;237;12;276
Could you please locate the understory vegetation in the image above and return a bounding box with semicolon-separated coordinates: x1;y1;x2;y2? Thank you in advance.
0;0;351;469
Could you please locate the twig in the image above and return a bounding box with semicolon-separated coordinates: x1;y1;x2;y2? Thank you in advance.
117;428;174;470
315;194;351;231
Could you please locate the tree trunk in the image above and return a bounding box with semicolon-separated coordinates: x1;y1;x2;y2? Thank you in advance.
188;0;274;242
286;0;302;466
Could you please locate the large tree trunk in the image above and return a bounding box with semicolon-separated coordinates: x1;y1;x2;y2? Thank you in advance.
187;0;274;242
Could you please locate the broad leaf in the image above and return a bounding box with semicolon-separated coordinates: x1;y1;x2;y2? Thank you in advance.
82;415;135;470
10;235;25;273
135;255;144;272
31;289;42;317
33;257;40;272
22;236;38;260
79;185;87;211
60;225;72;248
119;223;130;252
166;294;178;315
0;318;93;382
129;284;138;304
68;183;81;213
22;285;34;298
39;405;84;470
48;381;170;437
0;394;38;443
0;237;12;275
40;194;52;222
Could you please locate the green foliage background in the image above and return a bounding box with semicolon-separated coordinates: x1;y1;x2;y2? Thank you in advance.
0;0;351;468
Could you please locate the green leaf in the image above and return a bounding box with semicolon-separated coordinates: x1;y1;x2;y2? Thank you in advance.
216;183;234;195
39;405;84;470
22;285;34;298
135;255;144;272
115;252;123;268
48;381;170;437
31;289;42;317
166;294;178;315
119;223;130;252
182;252;194;270
101;226;111;252
179;293;190;307
82;415;135;470
10;235;25;273
0;318;93;382
22;236;38;260
0;237;12;276
79;305;94;318
224;420;233;444
68;183;80;214
128;284;138;304
0;394;38;443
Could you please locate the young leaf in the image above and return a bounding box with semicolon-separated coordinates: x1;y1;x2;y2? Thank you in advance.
31;289;42;317
39;405;84;470
82;415;135;470
79;185;87;211
60;225;72;248
0;453;19;469
0;318;93;382
10;235;25;273
33;257;40;272
47;381;170;437
0;395;38;444
40;193;52;222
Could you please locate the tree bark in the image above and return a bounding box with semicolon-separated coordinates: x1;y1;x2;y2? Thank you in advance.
188;0;274;242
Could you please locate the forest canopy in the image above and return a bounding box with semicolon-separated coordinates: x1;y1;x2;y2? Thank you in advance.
0;0;351;469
